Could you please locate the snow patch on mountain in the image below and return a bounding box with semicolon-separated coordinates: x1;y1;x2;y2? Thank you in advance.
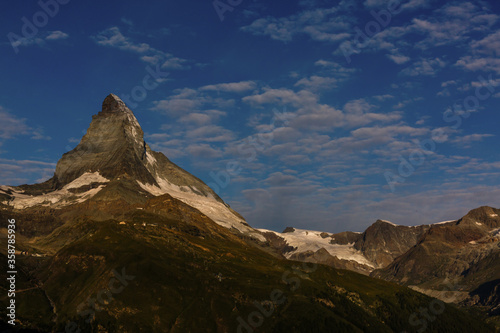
138;178;265;241
125;112;143;146
145;151;157;166
2;172;109;209
65;172;109;189
259;228;374;267
379;220;397;226
432;220;456;225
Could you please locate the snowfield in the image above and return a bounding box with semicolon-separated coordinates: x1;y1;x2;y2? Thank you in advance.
137;177;266;242
379;220;398;226
65;172;109;189
431;220;456;225
258;228;374;267
1;172;109;210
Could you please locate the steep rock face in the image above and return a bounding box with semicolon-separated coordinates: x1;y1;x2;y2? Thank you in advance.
373;207;500;285
288;248;373;275
354;220;430;268
0;94;262;240
329;231;363;245
457;206;500;230
54;94;218;200
54;94;153;187
373;206;500;319
466;279;500;316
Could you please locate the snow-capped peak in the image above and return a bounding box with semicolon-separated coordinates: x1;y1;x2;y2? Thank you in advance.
378;219;398;226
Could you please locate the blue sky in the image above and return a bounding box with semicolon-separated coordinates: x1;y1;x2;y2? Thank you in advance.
1;0;500;233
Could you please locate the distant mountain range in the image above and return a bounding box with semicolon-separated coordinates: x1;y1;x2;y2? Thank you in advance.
261;207;500;327
0;94;497;332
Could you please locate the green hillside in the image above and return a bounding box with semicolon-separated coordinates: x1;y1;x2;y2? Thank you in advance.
0;203;494;332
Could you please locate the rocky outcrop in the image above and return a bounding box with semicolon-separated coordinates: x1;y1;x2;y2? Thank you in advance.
354;220;430;268
289;248;373;275
330;231;363;245
372;206;500;319
53;94;220;201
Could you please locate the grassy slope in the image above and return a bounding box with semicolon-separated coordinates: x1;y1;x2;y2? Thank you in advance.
1;214;494;333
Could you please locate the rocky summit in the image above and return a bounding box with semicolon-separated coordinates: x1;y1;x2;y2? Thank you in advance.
0;94;259;238
0;94;496;332
55;93;218;195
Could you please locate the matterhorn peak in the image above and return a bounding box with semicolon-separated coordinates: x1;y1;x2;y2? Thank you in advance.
101;93;132;114
0;94;263;241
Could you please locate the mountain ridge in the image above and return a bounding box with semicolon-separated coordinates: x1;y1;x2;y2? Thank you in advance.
0;94;262;240
0;94;496;331
263;206;500;326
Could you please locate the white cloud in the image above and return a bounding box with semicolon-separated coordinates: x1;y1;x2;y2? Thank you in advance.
9;30;69;51
93;26;189;69
150;88;236;118
186;143;223;159
148;86;240;156
386;54;410;64
343;99;373;115
243;88;402;132
470;30;500;56
450;133;494;148
45;30;69;40
294;75;338;91
313;60;357;80
0;158;56;186
241;6;352;43
409;2;499;50
0;109;30;139
200;81;257;93
455;56;500;74
441;80;458;87
401;57;447;76
186;125;235;142
177;111;226;126
333;1;499;65
160;57;188;70
0;108;51;143
94;27;150;53
241;17;296;42
364;0;429;10
243;88;318;107
151;98;201;116
401;0;431;10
